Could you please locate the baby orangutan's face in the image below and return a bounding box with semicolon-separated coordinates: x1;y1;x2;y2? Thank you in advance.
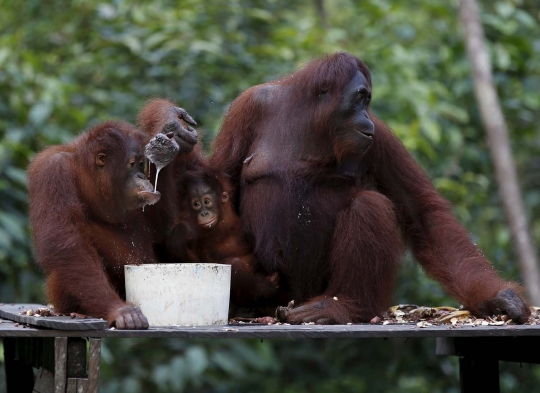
189;182;229;230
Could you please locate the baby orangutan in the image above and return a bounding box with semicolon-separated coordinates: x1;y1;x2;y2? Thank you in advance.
167;170;280;315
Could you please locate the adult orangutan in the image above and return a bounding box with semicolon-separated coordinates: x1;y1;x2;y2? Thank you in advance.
28;121;160;329
210;52;530;324
28;99;199;329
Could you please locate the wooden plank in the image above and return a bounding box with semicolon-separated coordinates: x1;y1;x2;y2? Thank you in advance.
66;378;88;393
87;339;101;393
3;314;540;339
3;320;540;338
435;337;455;356
33;367;55;393
66;379;77;393
54;337;67;393
0;304;108;331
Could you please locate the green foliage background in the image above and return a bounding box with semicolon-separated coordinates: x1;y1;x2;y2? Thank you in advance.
1;0;539;391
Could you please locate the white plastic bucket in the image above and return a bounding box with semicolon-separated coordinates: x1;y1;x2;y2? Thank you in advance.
125;263;231;326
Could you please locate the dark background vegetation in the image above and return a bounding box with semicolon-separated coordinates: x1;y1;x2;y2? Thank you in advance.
1;0;539;391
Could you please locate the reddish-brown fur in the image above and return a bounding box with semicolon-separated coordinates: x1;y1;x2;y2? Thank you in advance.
210;52;530;324
28;121;156;329
167;170;280;312
137;100;280;312
137;99;208;261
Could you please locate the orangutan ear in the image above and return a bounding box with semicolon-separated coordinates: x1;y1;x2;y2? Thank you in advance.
222;192;229;203
96;153;106;167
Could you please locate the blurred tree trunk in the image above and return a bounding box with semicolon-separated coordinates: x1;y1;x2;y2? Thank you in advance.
459;0;540;305
313;0;327;28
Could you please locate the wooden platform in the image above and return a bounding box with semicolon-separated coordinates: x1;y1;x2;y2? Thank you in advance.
1;316;540;338
1;302;539;338
2;304;540;393
0;304;108;331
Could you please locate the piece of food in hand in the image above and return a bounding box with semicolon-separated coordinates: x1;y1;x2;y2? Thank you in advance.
145;133;180;193
69;312;88;319
255;316;277;324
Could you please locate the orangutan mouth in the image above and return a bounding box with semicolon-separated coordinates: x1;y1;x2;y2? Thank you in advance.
201;218;217;228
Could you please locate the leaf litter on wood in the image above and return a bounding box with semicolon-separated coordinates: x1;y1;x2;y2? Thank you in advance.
371;304;540;328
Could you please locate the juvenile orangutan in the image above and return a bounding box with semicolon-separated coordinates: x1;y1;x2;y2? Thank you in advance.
167;170;280;313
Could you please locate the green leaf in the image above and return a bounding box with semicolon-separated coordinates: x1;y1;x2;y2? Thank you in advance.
29;103;53;125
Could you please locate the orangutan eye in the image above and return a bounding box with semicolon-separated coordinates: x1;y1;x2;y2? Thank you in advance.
357;88;371;103
204;199;211;206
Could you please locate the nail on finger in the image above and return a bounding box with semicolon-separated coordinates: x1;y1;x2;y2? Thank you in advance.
175;107;197;126
124;313;135;329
